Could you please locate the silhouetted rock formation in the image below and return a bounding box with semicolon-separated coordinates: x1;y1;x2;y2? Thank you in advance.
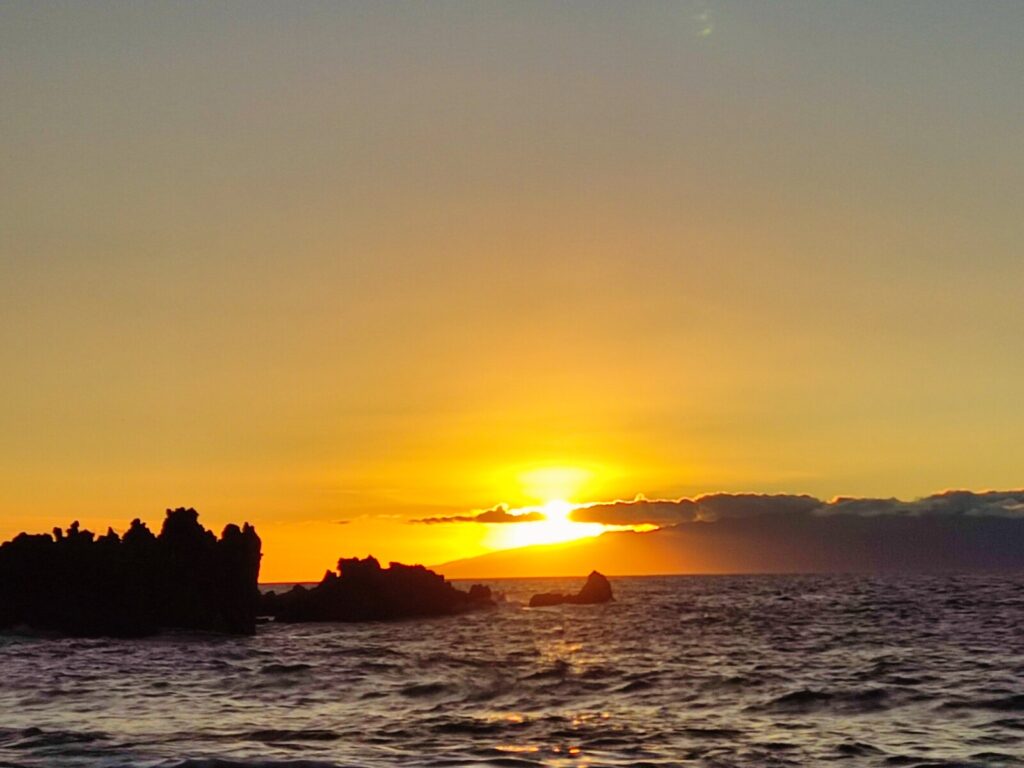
261;557;495;622
529;571;613;607
0;508;262;637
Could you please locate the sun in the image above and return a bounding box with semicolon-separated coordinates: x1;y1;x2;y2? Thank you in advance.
540;499;574;522
487;498;606;550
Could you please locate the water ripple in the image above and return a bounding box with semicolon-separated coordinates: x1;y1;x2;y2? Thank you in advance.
1;574;1023;766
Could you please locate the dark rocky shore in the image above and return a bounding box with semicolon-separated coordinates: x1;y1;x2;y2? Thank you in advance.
0;511;496;636
261;556;495;622
0;509;609;637
0;508;261;637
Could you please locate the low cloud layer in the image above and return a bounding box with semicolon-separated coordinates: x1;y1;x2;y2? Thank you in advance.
412;504;545;525
569;490;1024;527
441;489;1024;577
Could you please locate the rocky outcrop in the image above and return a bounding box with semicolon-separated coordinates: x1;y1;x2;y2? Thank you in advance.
529;570;613;607
261;556;495;622
0;508;262;637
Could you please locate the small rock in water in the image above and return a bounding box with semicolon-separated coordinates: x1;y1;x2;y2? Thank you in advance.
529;571;613;607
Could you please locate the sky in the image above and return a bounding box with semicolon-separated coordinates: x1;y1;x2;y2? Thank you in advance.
2;2;1022;580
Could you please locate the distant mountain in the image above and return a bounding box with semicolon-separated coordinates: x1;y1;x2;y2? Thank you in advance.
436;529;665;579
436;505;1024;578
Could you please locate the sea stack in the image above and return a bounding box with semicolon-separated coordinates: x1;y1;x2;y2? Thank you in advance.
529;570;614;607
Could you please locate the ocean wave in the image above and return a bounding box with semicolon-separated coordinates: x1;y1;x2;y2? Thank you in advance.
941;694;1024;712
259;663;313;675
245;730;340;743
164;761;345;768
0;727;110;749
755;687;892;714
2;574;1023;767
398;681;449;698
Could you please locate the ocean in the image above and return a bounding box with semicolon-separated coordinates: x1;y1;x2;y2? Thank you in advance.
0;574;1022;767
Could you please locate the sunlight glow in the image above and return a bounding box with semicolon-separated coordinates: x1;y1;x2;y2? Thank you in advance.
487;498;606;549
540;498;574;522
517;466;593;504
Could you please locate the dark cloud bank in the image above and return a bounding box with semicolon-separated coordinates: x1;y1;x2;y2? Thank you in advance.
569;490;1024;527
440;491;1024;577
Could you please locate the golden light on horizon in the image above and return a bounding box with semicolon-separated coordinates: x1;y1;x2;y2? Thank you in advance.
487;498;606;549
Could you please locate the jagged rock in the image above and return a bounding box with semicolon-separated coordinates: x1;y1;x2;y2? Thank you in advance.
0;508;262;637
261;556;495;622
529;570;613;607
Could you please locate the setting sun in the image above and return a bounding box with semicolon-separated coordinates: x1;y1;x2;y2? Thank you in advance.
539;499;574;521
486;498;606;549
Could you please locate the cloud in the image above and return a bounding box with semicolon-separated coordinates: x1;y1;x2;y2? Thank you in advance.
819;497;904;516
570;499;698;526
569;490;1024;527
441;489;1024;577
475;506;546;524
411;504;546;525
570;493;820;526
820;490;1024;519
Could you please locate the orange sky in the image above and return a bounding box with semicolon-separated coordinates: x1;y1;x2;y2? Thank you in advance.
2;3;1023;581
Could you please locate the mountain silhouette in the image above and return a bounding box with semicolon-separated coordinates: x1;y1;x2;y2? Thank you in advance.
437;506;1024;578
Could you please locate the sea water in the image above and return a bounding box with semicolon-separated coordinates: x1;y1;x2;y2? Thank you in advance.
1;574;1022;767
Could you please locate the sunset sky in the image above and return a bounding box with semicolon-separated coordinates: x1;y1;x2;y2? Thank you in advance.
2;3;1022;580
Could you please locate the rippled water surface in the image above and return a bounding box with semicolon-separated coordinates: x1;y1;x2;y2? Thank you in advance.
2;575;1023;767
